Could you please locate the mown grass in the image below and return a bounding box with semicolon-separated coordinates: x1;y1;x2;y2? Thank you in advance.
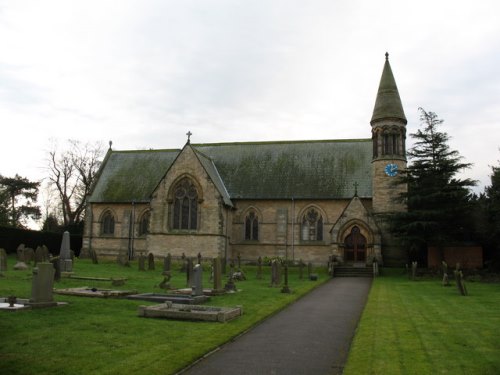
344;269;500;375
0;256;326;375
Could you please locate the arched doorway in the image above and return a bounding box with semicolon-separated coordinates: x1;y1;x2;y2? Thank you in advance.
344;226;366;262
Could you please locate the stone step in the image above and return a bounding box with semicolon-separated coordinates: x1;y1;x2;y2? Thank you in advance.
333;267;374;278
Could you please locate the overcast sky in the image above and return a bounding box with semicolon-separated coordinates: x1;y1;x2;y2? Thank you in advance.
1;0;499;195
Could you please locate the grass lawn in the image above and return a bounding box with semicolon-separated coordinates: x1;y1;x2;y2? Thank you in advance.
0;256;327;375
344;269;500;375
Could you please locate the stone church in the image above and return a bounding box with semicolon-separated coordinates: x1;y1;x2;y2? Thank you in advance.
82;54;408;266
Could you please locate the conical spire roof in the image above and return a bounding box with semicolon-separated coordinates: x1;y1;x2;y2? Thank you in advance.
371;53;407;124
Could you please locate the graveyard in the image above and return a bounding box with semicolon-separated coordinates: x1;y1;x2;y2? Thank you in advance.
0;252;328;374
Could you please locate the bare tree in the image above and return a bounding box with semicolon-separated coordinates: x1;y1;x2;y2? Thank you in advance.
47;140;105;226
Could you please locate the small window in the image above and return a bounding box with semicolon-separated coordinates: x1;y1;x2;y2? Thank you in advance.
245;211;259;240
101;211;115;235
139;211;150;236
301;208;323;241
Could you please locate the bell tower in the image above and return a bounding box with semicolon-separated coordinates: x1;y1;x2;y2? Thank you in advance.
371;53;407;215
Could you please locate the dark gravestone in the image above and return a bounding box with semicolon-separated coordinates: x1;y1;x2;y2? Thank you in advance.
454;264;468;296
197;252;202;266
41;245;50;262
51;257;61;282
281;264;291;293
14;244;29;270
35;246;44;265
192;264;203;296
271;260;281;287
213;257;223;291
442;261;450;286
24;247;35;264
148;253;155;271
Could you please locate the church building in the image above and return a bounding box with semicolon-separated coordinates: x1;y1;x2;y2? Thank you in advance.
82;54;408;266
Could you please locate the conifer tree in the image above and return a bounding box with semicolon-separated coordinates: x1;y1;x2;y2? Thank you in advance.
391;108;476;260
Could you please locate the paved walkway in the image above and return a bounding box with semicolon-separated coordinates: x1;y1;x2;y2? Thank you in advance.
180;277;372;375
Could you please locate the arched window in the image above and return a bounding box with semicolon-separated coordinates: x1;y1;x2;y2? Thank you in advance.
101;211;115;235
301;208;323;241
245;210;259;240
138;211;150;236
172;178;198;230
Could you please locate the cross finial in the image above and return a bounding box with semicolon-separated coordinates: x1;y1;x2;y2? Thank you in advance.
353;181;359;197
385;52;389;60
186;131;192;144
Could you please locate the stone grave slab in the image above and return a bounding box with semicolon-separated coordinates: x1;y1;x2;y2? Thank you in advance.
127;293;209;304
138;302;243;322
54;287;137;298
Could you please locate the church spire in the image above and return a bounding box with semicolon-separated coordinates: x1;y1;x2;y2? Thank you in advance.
371;52;407;124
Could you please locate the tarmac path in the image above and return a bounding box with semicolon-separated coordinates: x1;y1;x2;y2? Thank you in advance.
180;277;372;375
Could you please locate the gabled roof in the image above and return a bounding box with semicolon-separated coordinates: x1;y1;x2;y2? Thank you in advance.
88;149;179;203
371;53;407;124
88;138;373;203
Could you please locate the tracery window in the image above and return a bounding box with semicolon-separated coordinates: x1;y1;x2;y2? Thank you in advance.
172;178;198;230
138;211;150;236
245;210;259;240
101;211;115;235
301;208;323;241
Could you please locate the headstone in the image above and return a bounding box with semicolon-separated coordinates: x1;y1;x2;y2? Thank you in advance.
59;231;73;272
197;252;202;265
237;253;241;270
148;253;155;270
41;245;50;262
271;260;279;287
281;264;291;293
24;247;35;264
163;253;171;276
442;261;450;286
213;257;223;291
159;274;171;290
35;246;44;265
192;264;203;296
0;248;7;272
50;257;61;281
29;262;57;307
14;244;29;270
221;257;227;274
16;243;26;261
138;254;146;271
256;256;263;279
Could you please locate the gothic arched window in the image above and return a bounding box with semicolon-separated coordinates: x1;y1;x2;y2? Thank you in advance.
172;178;198;230
301;208;323;241
101;211;115;235
245;210;259;240
138;211;150;236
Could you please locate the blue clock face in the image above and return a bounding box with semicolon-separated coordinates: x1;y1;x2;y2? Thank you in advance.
385;163;398;177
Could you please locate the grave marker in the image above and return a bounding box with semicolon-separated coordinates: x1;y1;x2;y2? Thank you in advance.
29;262;57;307
148;253;155;270
192;264;203;296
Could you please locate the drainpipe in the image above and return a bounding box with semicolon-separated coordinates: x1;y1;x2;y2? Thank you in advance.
128;201;135;260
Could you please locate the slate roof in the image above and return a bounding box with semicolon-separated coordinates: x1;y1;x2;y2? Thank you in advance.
89;139;373;203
